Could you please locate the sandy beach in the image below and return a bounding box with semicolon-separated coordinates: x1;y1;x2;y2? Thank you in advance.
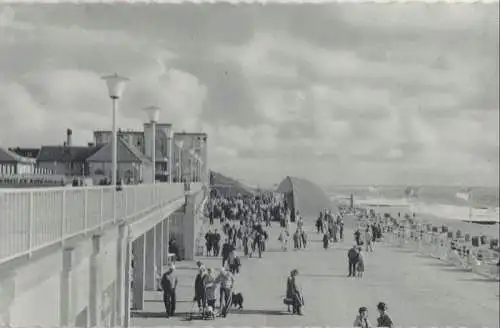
356;204;499;240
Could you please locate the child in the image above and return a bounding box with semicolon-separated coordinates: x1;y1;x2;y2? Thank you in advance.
353;306;372;328
376;302;394;328
356;247;365;277
323;233;329;250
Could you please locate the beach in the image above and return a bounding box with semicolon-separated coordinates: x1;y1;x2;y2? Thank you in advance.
329;185;499;239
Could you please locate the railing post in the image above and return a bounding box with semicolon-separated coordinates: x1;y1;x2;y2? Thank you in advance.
113;188;117;224
27;191;34;256
124;188;129;218
61;189;67;244
83;189;88;234
100;188;104;228
133;187;137;215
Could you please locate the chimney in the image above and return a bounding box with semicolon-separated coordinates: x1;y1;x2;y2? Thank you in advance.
66;129;73;147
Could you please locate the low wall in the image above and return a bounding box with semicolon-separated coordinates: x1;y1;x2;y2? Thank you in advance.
0;186;207;327
0;224;123;327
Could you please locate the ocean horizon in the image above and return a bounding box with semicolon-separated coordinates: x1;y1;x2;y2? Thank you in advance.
326;184;499;224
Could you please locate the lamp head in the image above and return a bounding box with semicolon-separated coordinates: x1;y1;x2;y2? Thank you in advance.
143;105;160;123
102;73;129;99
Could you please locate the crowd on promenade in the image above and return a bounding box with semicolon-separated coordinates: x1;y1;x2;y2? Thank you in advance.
154;187;500;326
159;191;291;320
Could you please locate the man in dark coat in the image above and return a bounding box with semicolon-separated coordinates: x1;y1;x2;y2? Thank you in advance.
221;239;234;267
213;229;221;256
160;264;178;317
193;266;206;311
205;231;213;256
347;245;359;277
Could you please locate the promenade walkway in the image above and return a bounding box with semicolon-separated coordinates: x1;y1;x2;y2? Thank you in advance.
132;217;499;327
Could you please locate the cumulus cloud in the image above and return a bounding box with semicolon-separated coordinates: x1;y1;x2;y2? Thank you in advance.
0;3;498;187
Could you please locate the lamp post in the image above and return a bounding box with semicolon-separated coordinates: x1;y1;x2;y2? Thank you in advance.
193;154;199;182
176;140;184;182
188;148;195;183
143;106;160;184
102;73;129;186
196;155;203;183
168;131;174;183
197;155;202;182
198;139;205;183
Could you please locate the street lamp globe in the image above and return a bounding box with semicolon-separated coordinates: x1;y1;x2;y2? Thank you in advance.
143;105;160;123
102;73;129;99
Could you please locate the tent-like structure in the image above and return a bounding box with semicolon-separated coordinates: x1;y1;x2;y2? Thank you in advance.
209;171;255;197
277;176;339;222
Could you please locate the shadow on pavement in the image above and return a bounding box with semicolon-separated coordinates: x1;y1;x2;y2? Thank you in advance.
458;277;499;283
424;261;454;267
230;308;290;316
131;311;167;318
440;267;473;273
301;273;347;278
391;248;417;253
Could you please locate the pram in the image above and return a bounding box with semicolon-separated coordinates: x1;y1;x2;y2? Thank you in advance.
185;288;218;321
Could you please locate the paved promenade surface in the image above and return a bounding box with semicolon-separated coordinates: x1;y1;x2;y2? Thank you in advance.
132;218;499;327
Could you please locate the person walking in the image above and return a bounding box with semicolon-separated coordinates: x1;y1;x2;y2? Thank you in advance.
376;302;394;328
285;269;303;315
160;264;178;318
217;267;235;318
357;247;365;277
353;306;372;328
227;250;241;274
203;268;218;313
347;245;359;277
193;266;206;312
365;228;374;252
323;232;329;250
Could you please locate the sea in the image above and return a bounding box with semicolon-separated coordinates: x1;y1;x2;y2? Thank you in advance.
326;185;499;239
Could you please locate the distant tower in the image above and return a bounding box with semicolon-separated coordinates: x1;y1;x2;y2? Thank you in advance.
66;129;73;146
350;193;354;209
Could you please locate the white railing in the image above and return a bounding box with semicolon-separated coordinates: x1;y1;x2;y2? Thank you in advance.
386;227;499;280
0;183;202;265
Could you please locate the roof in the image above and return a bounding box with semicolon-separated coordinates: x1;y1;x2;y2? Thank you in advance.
209;171;255;197
277;176;339;220
9;148;40;158
0;146;37;164
86;138;150;163
37;146;101;162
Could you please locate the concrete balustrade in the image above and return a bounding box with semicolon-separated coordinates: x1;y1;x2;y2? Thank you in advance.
0;183;203;265
0;182;206;327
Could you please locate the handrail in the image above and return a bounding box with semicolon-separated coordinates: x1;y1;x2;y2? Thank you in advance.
0;182;203;265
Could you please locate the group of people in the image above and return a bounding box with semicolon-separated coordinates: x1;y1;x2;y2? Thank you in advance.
316;210;345;249
193;261;236;318
204;192;281;259
353;302;394;328
159;189;398;325
206;191;286;227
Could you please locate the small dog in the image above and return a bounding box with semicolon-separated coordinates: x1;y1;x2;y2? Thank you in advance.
231;292;244;309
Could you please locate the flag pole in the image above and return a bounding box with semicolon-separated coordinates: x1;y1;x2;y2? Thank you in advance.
468;188;473;222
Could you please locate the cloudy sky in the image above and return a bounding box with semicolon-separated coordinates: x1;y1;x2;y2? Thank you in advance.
0;4;498;187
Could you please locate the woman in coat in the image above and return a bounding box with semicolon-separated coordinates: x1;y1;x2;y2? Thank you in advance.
285;269;303;315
